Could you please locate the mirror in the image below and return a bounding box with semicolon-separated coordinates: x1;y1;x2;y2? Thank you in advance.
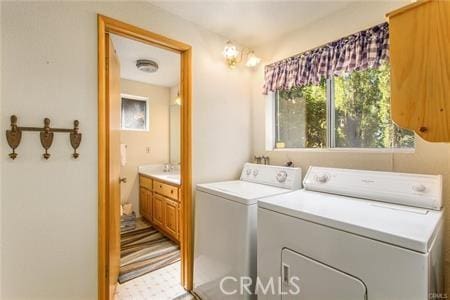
169;84;181;165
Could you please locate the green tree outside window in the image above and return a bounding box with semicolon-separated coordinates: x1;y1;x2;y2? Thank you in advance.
275;64;414;149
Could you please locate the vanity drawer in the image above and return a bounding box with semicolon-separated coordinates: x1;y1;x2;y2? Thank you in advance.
139;175;153;191
153;180;179;201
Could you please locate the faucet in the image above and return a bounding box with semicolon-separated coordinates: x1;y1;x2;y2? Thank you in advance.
164;163;180;172
163;163;171;172
254;155;270;165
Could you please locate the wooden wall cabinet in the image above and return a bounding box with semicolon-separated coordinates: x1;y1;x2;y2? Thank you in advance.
139;174;180;242
387;0;450;142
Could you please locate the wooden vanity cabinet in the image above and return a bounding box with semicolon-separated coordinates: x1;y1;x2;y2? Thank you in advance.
139;187;146;216
139;176;153;221
152;193;165;228
139;174;181;242
164;198;179;238
387;0;450;142
153;180;179;201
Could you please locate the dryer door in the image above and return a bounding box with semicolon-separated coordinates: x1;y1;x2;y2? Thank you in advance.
281;248;367;300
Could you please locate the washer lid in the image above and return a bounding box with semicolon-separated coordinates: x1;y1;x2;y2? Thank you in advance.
259;190;443;253
196;180;293;205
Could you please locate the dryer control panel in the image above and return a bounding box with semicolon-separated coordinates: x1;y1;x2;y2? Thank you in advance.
240;163;302;190
303;166;442;210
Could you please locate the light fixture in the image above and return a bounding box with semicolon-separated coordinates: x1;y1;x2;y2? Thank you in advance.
223;40;260;69
136;59;158;73
245;51;261;68
175;91;181;106
223;41;240;68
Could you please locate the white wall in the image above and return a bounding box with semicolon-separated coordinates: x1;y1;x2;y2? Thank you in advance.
1;2;252;299
251;1;450;291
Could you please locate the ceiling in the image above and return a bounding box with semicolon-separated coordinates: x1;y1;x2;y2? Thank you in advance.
149;1;352;48
110;34;180;87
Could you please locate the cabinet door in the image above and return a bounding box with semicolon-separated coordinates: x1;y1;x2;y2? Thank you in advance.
146;190;153;222
153;193;165;227
139;187;148;218
165;198;179;239
388;1;450;142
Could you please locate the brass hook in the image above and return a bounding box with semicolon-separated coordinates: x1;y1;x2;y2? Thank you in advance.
70;120;82;159
6;115;22;159
6;115;81;160
40;118;54;160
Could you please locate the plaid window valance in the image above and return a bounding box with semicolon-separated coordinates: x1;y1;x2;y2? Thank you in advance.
262;22;389;95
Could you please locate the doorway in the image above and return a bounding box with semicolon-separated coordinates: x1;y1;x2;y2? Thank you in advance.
97;15;192;300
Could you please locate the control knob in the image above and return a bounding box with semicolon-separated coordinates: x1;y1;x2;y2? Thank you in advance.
276;170;288;183
412;184;426;193
315;174;329;184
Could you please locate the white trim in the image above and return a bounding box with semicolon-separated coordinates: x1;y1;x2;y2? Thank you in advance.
120;93;150;131
271;147;415;154
327;78;336;148
120;93;148;101
265;92;275;151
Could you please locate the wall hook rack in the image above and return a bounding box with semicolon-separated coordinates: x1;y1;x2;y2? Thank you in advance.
5;115;82;160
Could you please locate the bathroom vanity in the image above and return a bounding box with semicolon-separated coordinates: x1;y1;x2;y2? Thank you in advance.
138;167;181;243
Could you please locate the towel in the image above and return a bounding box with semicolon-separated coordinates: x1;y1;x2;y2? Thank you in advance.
120;144;127;166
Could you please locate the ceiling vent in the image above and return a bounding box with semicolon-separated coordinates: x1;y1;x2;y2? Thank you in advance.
136;59;159;73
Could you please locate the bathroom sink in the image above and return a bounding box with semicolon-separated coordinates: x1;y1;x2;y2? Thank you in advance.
138;164;181;184
155;174;180;185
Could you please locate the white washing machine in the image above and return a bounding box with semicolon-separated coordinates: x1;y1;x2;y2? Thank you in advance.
258;166;444;300
193;163;302;299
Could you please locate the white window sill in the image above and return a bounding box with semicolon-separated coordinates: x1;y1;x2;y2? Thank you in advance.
271;147;415;154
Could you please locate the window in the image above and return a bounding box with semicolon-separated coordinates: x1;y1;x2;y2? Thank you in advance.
274;64;414;149
121;94;149;131
275;80;328;148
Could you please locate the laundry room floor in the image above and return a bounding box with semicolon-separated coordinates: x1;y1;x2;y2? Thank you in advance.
115;261;193;300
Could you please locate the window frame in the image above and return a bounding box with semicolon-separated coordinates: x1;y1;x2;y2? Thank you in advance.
120;93;150;132
268;78;415;153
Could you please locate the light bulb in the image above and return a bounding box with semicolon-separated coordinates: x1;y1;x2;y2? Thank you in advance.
175;91;181;105
223;41;240;68
245;51;261;68
223;41;239;59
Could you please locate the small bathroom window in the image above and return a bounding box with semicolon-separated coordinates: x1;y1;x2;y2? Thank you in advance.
120;94;149;131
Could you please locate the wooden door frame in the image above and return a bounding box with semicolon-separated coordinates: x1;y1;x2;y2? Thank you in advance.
98;15;193;300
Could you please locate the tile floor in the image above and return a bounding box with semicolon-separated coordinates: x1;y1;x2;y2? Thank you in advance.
115;261;193;300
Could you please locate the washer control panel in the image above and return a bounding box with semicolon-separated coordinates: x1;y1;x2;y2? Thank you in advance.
303;166;442;210
240;163;302;190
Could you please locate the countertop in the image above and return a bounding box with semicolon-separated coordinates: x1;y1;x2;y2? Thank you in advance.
138;164;181;186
